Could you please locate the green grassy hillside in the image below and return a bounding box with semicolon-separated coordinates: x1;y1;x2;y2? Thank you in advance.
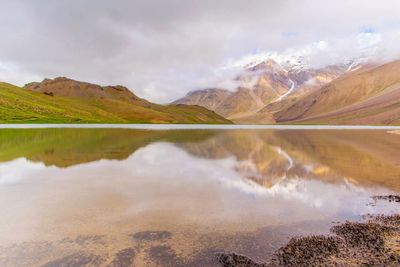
0;82;231;124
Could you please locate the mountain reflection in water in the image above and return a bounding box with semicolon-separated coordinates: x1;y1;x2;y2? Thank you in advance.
0;128;399;266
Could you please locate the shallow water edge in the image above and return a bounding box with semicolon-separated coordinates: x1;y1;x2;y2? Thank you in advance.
1;124;400;130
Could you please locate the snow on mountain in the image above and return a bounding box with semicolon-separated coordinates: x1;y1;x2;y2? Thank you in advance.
234;52;371;102
225;39;373;77
229;52;311;73
174;45;374;123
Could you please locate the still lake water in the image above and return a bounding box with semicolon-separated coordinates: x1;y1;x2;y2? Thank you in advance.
0;125;400;266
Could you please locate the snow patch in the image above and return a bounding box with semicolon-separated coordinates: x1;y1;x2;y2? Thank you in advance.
274;79;296;102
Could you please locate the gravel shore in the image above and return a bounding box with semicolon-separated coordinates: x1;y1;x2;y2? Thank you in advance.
217;196;400;267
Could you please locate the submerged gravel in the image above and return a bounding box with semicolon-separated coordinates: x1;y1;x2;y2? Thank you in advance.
217;195;400;267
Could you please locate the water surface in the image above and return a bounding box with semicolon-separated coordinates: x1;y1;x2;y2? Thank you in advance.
0;127;399;266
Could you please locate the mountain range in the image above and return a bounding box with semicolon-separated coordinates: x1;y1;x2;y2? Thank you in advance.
174;57;400;125
1;56;400;125
0;77;230;124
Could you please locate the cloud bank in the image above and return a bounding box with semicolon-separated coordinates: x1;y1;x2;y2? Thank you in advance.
0;0;400;102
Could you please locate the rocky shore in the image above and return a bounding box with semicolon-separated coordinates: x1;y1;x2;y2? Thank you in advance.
217;196;400;267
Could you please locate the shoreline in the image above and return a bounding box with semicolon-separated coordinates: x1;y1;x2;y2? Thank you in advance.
1;124;400;130
217;195;400;266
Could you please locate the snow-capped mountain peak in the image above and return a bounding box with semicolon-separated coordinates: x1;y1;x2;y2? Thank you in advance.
242;53;311;73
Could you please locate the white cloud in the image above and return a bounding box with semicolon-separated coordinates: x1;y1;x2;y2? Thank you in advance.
0;158;49;185
0;0;399;102
0;61;42;86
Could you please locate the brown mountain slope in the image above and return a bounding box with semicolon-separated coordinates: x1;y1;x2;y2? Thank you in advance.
173;88;233;111
276;60;400;124
293;84;400;125
1;78;231;124
25;77;151;106
174;59;354;123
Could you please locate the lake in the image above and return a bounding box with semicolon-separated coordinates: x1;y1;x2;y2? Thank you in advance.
0;125;400;266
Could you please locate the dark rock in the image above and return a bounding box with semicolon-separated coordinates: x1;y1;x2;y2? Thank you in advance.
43;91;54;96
40;253;104;267
148;245;182;267
331;222;394;252
132;230;172;241
216;252;266;267
372;195;400;203
108;248;135;267
273;235;341;266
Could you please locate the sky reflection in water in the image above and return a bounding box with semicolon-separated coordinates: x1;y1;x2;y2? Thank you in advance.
0;128;399;266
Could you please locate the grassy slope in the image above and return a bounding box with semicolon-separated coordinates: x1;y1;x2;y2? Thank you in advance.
0;82;231;124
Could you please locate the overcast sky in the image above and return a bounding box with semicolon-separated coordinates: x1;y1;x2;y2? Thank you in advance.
1;0;400;103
